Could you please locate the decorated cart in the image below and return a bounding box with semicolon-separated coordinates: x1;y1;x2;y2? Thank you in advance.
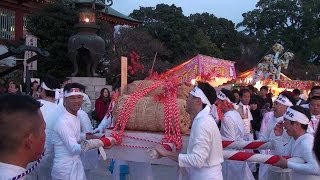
159;54;237;87
92;54;306;179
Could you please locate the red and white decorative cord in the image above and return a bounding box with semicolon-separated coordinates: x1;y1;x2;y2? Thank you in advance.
223;150;304;165
222;140;272;150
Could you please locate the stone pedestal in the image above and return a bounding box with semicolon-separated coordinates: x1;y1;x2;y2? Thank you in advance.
69;77;112;104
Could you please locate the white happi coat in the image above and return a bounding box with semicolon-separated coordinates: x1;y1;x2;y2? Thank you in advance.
31;100;63;180
259;111;291;180
272;133;320;180
0;162;26;180
236;102;254;140
307;115;320;135
51;108;87;180
178;105;224;180
259;111;290;143
220;110;255;180
78;110;99;175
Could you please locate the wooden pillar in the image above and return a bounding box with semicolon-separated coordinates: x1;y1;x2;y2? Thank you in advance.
120;56;127;95
15;10;24;40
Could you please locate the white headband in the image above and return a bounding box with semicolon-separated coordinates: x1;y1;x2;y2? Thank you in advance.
64;88;84;97
41;82;61;100
276;95;293;107
217;91;231;103
41;82;59;92
284;107;309;125
190;86;211;105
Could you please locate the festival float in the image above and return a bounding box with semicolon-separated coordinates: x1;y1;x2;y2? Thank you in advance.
99;54;237;165
234;43;300;95
235;41;318;94
235;68;291;95
158;54;236;87
97;53;305;167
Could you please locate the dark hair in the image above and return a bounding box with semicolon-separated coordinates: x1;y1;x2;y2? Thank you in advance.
221;88;236;103
249;97;259;105
0;94;42;153
62;78;70;84
311;86;320;94
232;89;239;94
289;106;311;130
10;82;19;89
311;96;320;101
31;81;39;87
247;85;255;92
260;86;268;91
280;91;296;105
197;82;217;106
100;88;110;97
64;83;85;93
292;89;300;96
41;75;60;98
239;88;250;98
79;85;86;93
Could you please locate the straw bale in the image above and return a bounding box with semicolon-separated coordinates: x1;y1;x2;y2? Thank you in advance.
125;80;193;100
113;95;191;134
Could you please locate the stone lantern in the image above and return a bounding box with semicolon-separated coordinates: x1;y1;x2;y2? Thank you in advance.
68;0;113;77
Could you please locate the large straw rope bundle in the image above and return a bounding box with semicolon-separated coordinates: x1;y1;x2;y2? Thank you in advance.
113;95;191;134
126;80;192;100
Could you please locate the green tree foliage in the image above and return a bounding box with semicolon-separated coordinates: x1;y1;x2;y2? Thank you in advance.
130;4;244;65
189;13;240;60
238;0;320;80
26;0;78;79
26;1;319;80
100;27;172;87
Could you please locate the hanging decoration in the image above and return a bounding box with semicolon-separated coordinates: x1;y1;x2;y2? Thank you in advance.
253;43;294;83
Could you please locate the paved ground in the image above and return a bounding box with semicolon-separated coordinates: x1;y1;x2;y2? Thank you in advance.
88;160;259;180
88;159;179;180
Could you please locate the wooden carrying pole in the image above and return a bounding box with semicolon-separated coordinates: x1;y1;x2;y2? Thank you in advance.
120;56;128;95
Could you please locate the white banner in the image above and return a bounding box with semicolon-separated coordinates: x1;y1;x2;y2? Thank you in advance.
24;34;38;70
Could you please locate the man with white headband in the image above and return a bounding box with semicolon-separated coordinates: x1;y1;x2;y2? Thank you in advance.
154;82;224;180
272;106;320;179
258;91;295;180
26;75;63;180
216;88;255;180
51;83;107;180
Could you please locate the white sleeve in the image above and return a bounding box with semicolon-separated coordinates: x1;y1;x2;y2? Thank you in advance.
259;113;273;141
271;136;291;156
81;94;92;114
288;152;320;175
220;116;237;140
288;140;320;175
178;121;212;168
78;111;93;133
98;116;112;129
55;120;82;155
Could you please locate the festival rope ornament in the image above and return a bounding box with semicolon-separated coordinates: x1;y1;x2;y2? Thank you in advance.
161;79;182;150
102;78;183;153
10;153;44;180
222;140;272;150
148;148;305;165
110;81;163;145
223;150;304;165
